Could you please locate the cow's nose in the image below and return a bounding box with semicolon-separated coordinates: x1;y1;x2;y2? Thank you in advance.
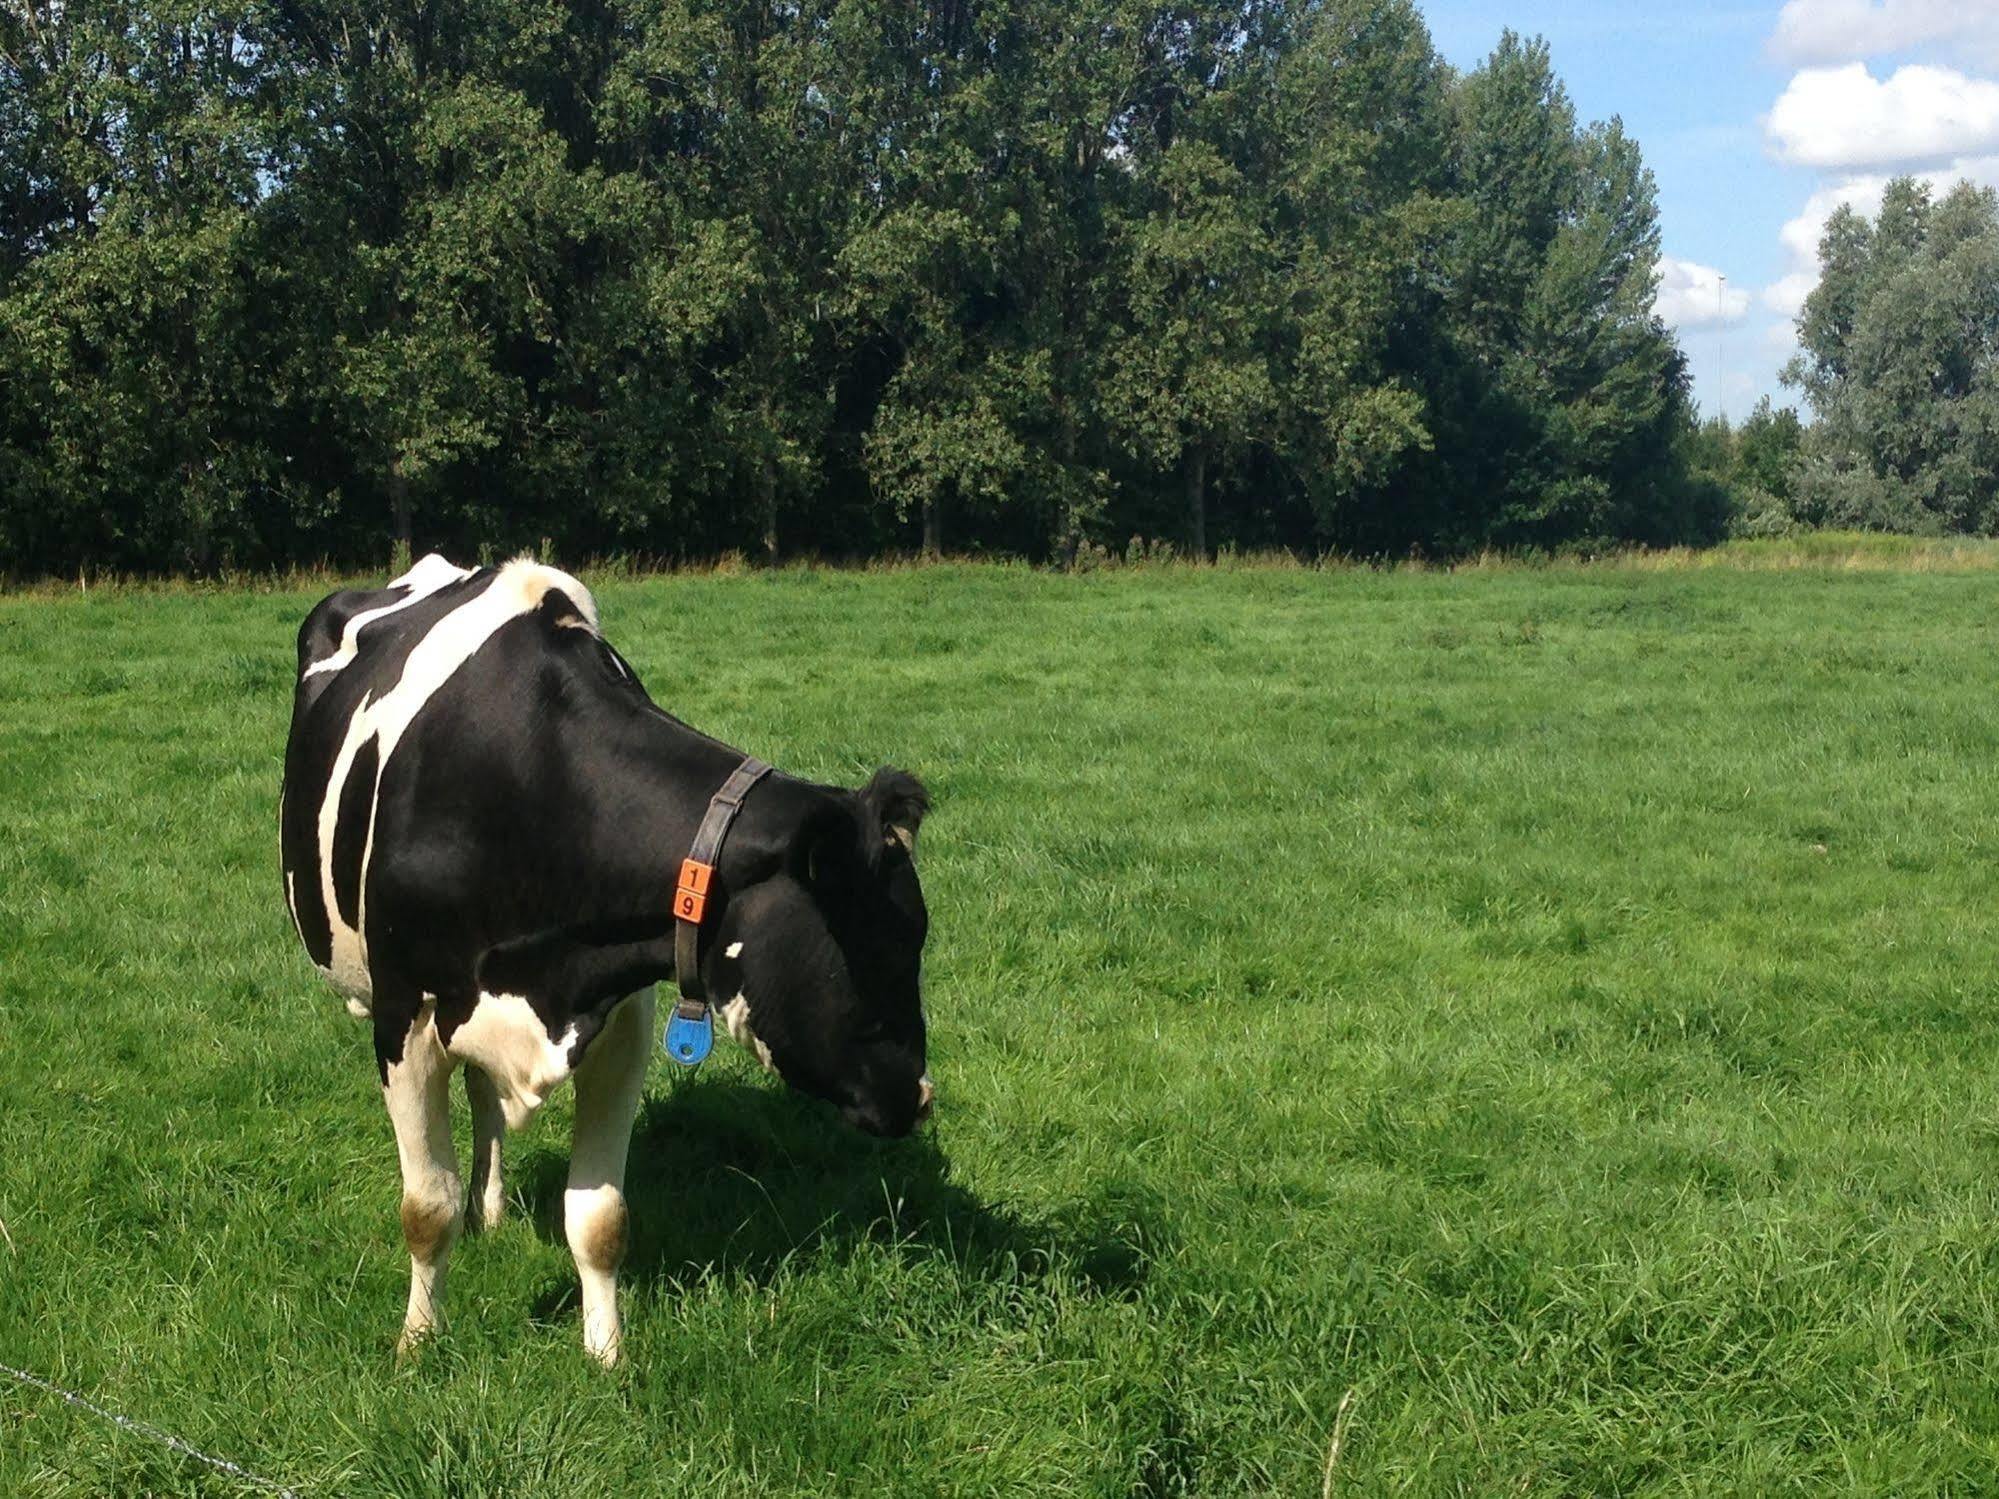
915;1074;935;1124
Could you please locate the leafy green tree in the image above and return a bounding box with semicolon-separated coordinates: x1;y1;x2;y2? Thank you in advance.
1105;138;1278;557
981;0;1164;558
1786;179;1999;533
1267;0;1447;548
0;2;283;573
1402;34;1703;552
1099;4;1299;556
1735;397;1802;503
833;0;1017;555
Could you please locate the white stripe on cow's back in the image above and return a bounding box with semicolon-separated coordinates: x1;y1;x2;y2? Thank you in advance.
313;559;602;1002
301;552;473;679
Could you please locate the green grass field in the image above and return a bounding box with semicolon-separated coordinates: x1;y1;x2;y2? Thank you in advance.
4;552;1999;1495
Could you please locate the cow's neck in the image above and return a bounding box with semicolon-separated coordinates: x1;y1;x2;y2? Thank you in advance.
583;707;800;925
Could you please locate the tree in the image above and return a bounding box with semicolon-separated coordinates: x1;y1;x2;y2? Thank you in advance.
1735;397;1802;503
1098;3;1294;557
1399;34;1705;552
1267;0;1446;549
1786;179;1999;533
0;2;282;573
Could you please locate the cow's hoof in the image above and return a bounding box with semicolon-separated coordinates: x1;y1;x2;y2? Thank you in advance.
466;1192;505;1234
584;1331;622;1368
396;1325;439;1363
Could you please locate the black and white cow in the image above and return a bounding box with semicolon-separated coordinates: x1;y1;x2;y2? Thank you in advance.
280;555;932;1363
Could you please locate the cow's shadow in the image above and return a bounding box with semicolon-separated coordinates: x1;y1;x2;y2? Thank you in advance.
515;1075;1163;1317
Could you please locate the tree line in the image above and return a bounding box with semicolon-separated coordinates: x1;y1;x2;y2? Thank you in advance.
2;1;1725;576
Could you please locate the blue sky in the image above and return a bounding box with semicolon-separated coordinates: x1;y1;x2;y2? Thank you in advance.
1420;1;1999;423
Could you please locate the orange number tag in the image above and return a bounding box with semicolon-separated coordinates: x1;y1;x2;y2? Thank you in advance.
675;858;714;923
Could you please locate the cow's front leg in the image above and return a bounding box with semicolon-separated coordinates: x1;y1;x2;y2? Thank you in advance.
566;988;654;1366
379;1003;462;1355
464;1065;507;1230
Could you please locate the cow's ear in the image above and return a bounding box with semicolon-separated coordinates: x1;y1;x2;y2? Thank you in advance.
859;766;929;855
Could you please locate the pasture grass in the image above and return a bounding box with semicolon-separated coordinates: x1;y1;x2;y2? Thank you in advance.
2;559;1998;1495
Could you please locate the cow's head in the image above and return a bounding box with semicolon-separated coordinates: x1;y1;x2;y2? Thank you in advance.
711;768;932;1137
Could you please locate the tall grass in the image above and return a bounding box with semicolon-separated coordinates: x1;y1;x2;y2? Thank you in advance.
2;561;1997;1494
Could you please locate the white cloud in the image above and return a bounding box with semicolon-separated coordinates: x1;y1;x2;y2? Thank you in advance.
1777;174;1893;270
1767;63;1999;169
1655;257;1751;329
1763;270;1821;317
1761;320;1803;357
1770;1;1999;67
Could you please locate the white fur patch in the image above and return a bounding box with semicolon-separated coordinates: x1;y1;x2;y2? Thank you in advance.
302;553;472;679
313;559;601;997
446;992;580;1129
725;941;743;959
720;992;775;1071
393;551;475;592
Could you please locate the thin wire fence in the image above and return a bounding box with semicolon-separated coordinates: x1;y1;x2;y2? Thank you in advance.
0;1360;301;1498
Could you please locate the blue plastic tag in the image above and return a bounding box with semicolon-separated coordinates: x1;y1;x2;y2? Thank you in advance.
663;1008;714;1067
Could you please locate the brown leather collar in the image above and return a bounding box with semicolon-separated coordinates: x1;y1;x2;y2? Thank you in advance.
672;755;771;1020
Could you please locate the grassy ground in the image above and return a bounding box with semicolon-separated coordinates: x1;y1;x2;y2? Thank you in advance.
3;558;1998;1495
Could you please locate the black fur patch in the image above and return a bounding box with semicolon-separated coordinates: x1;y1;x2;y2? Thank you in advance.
331;733;378;930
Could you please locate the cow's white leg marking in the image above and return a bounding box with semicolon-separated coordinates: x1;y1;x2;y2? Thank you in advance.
567;987;654;1366
464;1065;507;1231
384;1006;462;1354
445;992;579;1130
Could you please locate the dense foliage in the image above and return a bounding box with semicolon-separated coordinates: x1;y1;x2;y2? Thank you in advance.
1783;178;1999;535
1683;398;1804;539
0;1;1716;575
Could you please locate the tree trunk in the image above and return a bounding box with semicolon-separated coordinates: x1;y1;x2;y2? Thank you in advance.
1186;445;1208;559
758;450;779;564
1056;405;1081;567
921;495;943;558
389;458;412;564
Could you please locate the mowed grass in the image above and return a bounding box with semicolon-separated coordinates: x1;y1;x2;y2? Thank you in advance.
4;558;1999;1496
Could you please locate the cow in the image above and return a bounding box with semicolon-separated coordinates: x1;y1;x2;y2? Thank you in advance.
279;554;932;1364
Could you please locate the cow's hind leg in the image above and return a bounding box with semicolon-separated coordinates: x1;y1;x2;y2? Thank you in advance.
464;1065;507;1231
379;1002;462;1355
566;988;654;1366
